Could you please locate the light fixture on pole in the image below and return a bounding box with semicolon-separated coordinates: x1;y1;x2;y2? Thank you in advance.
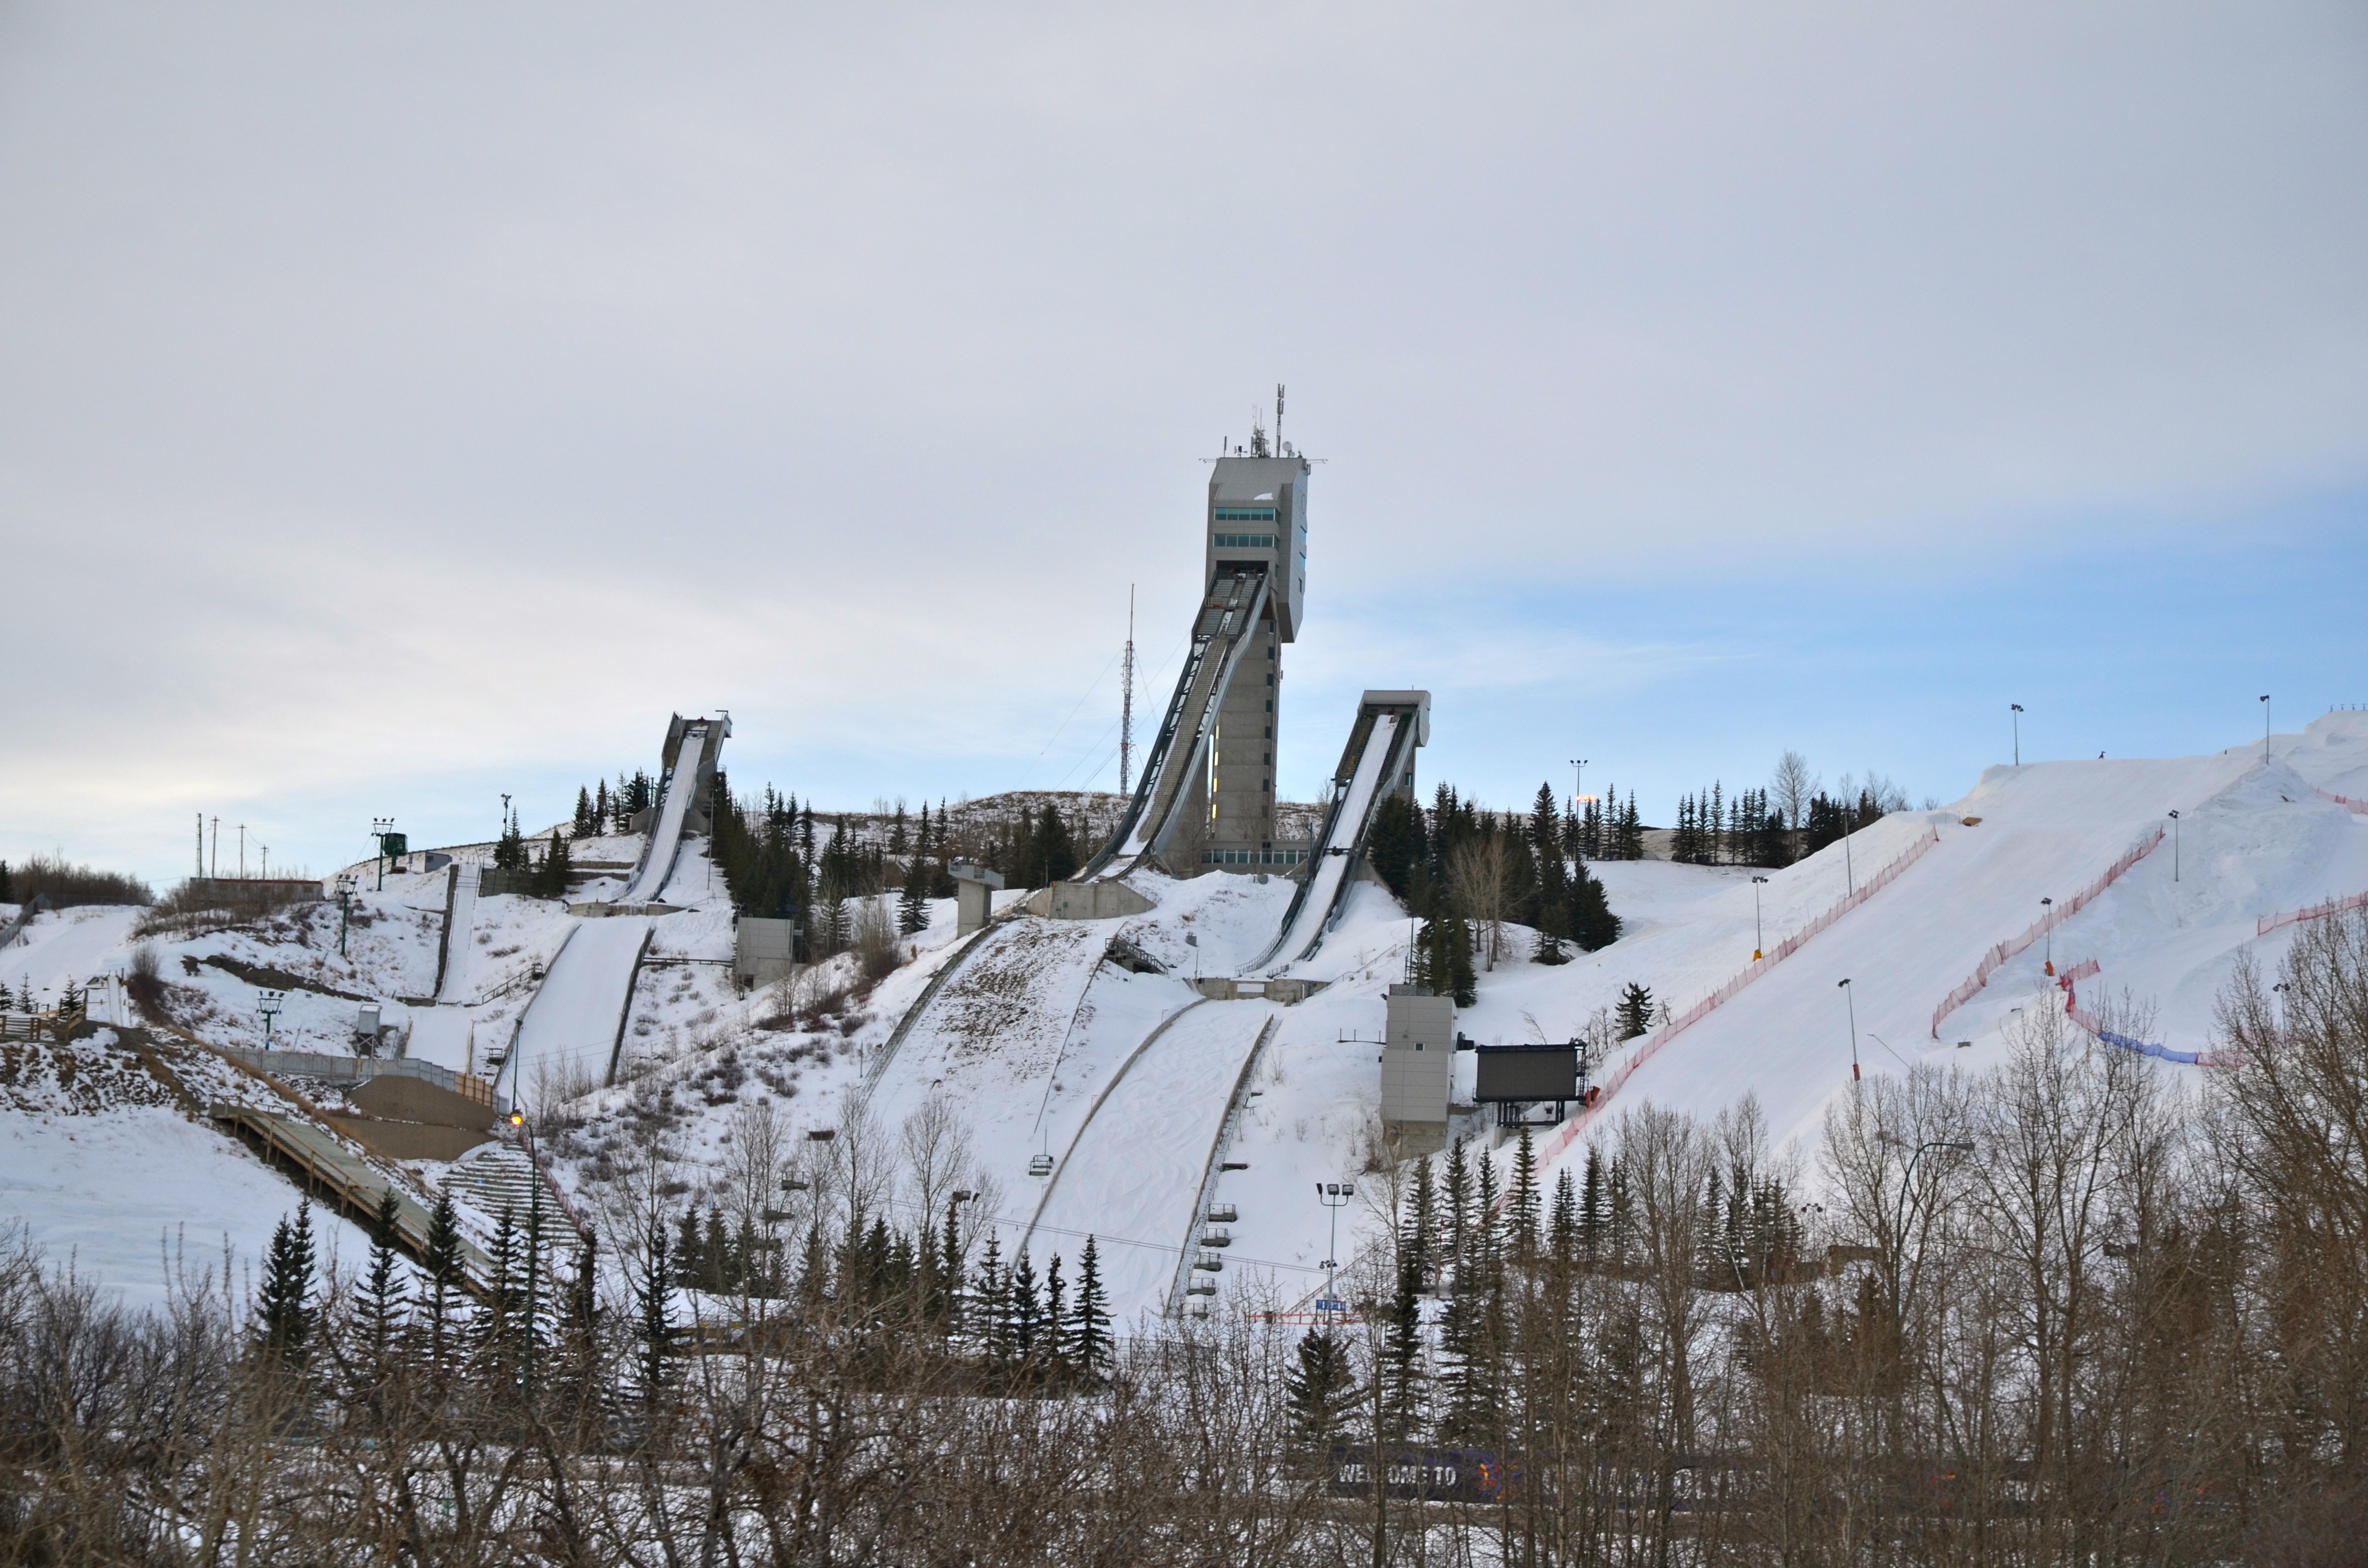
1569;758;1588;817
2040;896;2054;975
1316;1181;1355;1316
256;989;284;1047
1838;978;1860;1083
2167;810;2179;883
371;818;396;891
1750;876;1769;961
334;874;357;956
2010;704;2023;767
2261;695;2271;760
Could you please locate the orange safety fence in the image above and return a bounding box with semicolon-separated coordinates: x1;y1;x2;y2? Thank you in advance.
1532;825;1942;1175
1927;826;2166;1040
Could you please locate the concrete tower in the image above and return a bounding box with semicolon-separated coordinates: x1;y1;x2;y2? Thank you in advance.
1202;423;1310;867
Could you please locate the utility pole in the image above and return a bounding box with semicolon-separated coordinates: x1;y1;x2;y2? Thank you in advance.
210;817;219;880
236;824;246;880
1119;586;1136;794
196;813;204;879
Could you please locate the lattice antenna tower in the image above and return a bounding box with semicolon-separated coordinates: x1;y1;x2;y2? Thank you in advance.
1119;585;1136;793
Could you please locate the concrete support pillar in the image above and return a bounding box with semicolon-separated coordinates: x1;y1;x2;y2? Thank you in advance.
950;860;1004;936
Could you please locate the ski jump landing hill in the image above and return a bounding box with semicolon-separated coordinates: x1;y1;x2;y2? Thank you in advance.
480;712;728;1105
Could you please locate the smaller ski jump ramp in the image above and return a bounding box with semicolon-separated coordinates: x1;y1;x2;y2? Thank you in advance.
1255;690;1427;972
502;917;653;1103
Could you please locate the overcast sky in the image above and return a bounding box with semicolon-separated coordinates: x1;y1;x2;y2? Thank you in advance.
4;2;2364;888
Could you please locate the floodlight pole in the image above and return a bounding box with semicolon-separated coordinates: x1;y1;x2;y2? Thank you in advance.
1317;1181;1355;1316
1569;759;1587;817
2167;811;2179;883
2261;695;2271;761
372;818;396;891
2040;896;2054;975
1751;876;1769;961
2011;704;2023;767
1839;978;1859;1083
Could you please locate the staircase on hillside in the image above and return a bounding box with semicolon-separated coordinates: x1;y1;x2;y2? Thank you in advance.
443;1146;545;1225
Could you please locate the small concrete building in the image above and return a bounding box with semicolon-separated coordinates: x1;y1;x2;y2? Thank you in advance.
1380;983;1455;1155
734;916;799;988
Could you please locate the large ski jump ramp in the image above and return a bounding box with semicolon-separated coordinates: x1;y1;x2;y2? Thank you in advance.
1080;570;1272;880
622;722;708;905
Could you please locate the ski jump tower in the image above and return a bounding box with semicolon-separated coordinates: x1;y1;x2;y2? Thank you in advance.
1200;424;1309;868
1078;404;1312;882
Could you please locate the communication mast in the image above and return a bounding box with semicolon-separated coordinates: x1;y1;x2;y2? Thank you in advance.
1119;586;1136;793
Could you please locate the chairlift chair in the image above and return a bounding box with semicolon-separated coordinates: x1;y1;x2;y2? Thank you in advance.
1028;1152;1054;1178
1185;1278;1217;1296
1193;1251;1223;1273
1201;1227;1232;1247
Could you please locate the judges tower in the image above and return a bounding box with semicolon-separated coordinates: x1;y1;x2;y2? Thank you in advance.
1202;395;1309;868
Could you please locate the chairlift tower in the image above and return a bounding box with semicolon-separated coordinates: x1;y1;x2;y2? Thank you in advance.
1202;387;1310;868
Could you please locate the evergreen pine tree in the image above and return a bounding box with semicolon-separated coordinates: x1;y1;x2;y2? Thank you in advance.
1066;1236;1112;1379
1505;1127;1540;1262
1009;1250;1042;1369
422;1188;463;1360
481;1203;519;1370
1444;1136;1472;1267
1580;1146;1606;1267
1549;1166;1579;1269
1367;793;1425;899
353;1189;407;1378
1616;981;1655;1040
1285;1329;1357;1446
1447;910;1478;1006
1533;898;1570;965
977;1235;1011;1364
572;786;597;838
897;853;930;935
1042;1254;1067;1375
889;804;908;855
1380;1250;1426;1440
1566;862;1621;951
1403;1156;1437;1293
636;1214;674;1409
254;1200;318;1363
0;860;11;903
536;829;572;898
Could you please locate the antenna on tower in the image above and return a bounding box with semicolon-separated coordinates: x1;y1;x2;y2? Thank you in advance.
1119;586;1136;794
1275;383;1285;452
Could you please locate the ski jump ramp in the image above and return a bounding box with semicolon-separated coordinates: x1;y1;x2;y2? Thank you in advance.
1080;570;1273;880
621;714;727;906
1254;690;1427;972
494;711;728;1106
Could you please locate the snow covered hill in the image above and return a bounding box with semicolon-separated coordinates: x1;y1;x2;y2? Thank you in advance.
5;711;2363;1325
